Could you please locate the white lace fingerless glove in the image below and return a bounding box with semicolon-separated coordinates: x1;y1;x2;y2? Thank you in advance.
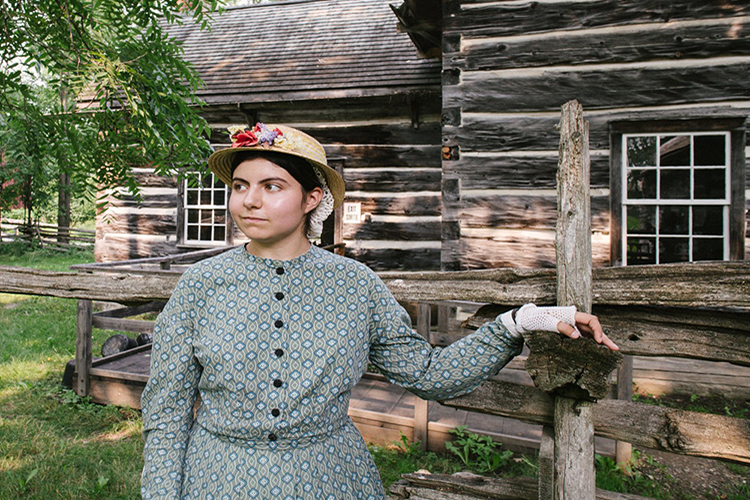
500;303;579;339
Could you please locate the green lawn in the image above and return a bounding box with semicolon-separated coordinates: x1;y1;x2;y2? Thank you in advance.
0;245;144;499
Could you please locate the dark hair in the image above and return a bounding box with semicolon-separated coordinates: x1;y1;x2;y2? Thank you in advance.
230;151;322;193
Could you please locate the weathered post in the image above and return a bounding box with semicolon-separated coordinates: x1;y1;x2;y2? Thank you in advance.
524;101;622;500
76;299;93;397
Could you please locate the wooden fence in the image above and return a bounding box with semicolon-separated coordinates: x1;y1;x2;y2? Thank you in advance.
0;218;95;249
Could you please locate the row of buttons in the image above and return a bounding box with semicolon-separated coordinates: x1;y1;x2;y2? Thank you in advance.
270;266;285;441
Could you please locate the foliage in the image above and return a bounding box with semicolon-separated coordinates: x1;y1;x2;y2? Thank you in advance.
368;434;464;489
0;1;223;222
595;453;673;499
445;425;513;473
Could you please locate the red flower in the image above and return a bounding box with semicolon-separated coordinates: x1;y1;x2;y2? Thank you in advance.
231;129;258;148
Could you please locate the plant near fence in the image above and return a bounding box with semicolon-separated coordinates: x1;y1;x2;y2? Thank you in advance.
445;426;513;473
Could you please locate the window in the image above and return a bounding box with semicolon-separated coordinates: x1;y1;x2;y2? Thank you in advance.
181;172;228;245
610;120;745;266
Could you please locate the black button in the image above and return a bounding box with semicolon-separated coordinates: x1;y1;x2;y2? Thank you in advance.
275;267;284;275
271;408;280;417
275;292;284;300
268;433;277;441
274;348;284;357
274;320;283;328
273;379;283;388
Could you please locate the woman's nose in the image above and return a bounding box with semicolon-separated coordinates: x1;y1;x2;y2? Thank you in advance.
243;187;262;208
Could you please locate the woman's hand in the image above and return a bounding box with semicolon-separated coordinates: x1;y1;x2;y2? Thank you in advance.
561;311;619;351
508;304;619;351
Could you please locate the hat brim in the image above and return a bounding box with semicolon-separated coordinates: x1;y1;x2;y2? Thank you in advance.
208;145;345;209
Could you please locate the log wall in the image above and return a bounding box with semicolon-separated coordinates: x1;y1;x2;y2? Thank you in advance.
442;0;750;270
96;93;443;269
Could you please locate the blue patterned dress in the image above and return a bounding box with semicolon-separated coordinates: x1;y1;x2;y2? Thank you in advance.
141;245;523;499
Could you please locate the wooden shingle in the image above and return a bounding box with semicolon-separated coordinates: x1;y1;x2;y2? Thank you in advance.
169;0;441;104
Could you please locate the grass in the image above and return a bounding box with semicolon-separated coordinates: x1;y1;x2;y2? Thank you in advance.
0;245;144;499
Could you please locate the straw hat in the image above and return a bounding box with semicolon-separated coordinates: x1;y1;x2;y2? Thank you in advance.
208;123;345;209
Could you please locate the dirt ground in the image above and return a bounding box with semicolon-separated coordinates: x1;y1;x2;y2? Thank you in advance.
635;449;749;500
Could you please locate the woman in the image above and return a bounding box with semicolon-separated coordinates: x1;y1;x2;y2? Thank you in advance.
141;123;618;500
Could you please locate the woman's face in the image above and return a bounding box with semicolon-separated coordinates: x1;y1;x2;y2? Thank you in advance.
229;157;321;249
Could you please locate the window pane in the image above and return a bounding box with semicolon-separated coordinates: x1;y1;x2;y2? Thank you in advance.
694;169;726;199
214;189;225;206
215;212;226;225
187;209;198;223
626;205;656;234
660;169;690;199
694;135;726;166
627;136;656;167
693;206;723;236
201;174;213;188
660;135;690;166
627;237;656;265
627;169;656;199
187;190;198;205
659;237;689;263
187;225;198;240
200;209;213;223
214;226;226;242
200;225;212;241
659;206;689;235
200;189;212;205
693;238;724;261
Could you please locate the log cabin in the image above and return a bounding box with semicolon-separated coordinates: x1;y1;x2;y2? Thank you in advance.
96;0;749;271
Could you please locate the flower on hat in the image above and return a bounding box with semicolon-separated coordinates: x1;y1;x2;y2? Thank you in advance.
229;122;286;149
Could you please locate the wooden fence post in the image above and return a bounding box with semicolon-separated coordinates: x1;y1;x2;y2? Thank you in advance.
523;101;623;500
414;303;431;451
76;299;93;397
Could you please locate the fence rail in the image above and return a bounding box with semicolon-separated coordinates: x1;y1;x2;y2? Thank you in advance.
0;218;95;249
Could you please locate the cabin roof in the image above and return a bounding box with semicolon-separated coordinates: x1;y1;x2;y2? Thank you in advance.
169;0;441;105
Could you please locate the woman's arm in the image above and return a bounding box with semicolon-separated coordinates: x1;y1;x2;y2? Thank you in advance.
140;279;202;500
367;275;617;402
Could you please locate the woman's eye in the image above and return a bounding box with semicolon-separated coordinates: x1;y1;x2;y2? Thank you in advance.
232;183;247;192
266;184;281;192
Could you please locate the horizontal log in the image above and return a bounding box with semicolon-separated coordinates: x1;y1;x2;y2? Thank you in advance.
465;304;750;367
447;0;750;38
0;260;748;308
93;301;166;319
445;154;610;190
201;91;442;124
104;193;176;209
344;247;441;271
343;169;441;192
448;19;750;71
380;260;750;308
342;220;441;241
446;63;750;113
324;145;441;167
391;472;652;500
210;123;440;148
92;316;155;335
445;112;750;155
96;214;176;236
442;379;750;464
133;170;177;189
94;234;177;262
451;195;610;232
439;232;613;270
349;195;442;217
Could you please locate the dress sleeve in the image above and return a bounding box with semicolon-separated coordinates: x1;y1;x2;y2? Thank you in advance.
140;277;202;500
367;273;523;401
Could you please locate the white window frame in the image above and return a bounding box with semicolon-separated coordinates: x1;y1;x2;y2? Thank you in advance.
182;171;229;246
621;131;731;265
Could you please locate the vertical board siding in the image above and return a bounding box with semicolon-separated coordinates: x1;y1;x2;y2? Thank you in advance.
443;0;750;270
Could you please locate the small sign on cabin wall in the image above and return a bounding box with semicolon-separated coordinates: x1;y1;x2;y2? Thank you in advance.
343;202;361;224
